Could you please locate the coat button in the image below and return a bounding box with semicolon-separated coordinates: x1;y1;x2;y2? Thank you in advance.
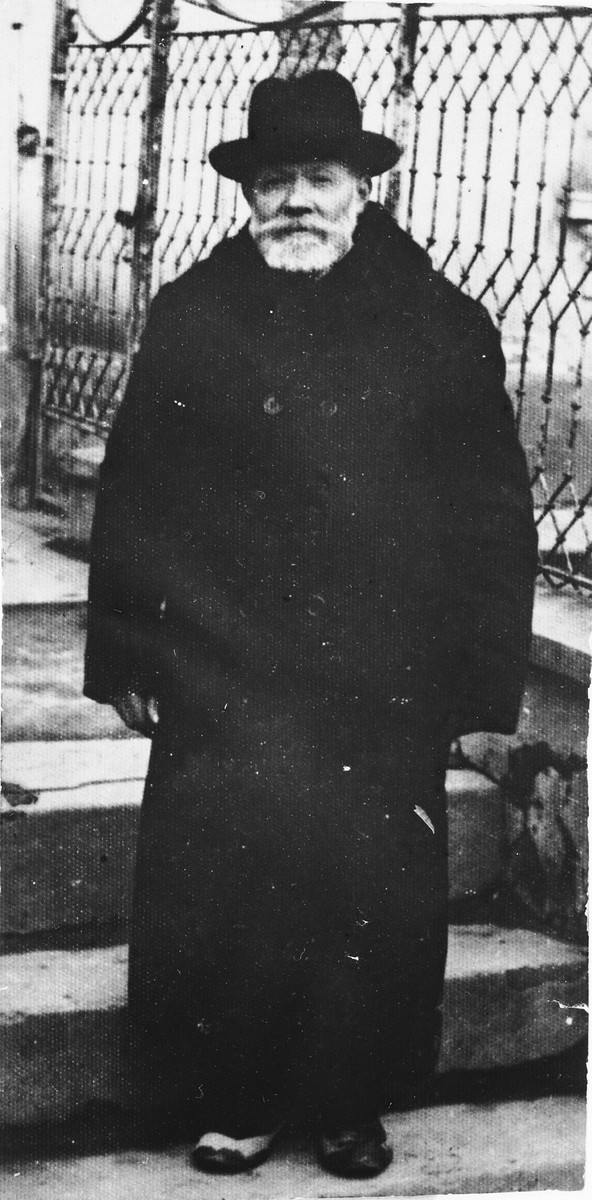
263;395;282;415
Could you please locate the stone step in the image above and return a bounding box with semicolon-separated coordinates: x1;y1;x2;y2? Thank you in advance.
1;741;504;936
0;925;587;1128
1;1096;586;1197
1;741;149;936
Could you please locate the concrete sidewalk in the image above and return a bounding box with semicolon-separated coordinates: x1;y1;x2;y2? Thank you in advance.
2;506;88;607
3;1098;587;1198
2;506;128;741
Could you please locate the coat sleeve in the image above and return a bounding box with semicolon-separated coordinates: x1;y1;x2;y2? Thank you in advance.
435;302;538;736
83;289;174;704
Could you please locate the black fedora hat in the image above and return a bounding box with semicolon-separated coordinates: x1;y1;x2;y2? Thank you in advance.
209;70;401;182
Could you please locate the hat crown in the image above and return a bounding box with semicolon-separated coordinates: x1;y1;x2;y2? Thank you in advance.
247;71;362;152
208;69;401;181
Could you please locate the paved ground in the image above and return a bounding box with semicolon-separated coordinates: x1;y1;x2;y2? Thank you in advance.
1;1097;587;1198
2;505;88;605
2;603;131;742
2;505;131;741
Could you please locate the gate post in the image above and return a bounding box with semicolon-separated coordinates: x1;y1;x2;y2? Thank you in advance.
26;0;70;504
386;3;420;221
127;0;176;359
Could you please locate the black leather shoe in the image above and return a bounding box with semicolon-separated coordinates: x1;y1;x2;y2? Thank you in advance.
318;1119;393;1178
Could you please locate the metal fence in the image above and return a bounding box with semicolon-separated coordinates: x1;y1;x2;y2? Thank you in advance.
404;9;592;592
40;41;146;429
34;6;592;590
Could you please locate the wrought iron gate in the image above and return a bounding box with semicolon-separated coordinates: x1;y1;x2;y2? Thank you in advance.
31;4;592;590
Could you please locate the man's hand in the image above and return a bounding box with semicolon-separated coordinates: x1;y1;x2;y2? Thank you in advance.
113;693;159;736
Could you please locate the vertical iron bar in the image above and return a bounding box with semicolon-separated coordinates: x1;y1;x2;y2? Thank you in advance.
26;0;69;505
277;2;344;76
127;0;175;359
386;3;420;220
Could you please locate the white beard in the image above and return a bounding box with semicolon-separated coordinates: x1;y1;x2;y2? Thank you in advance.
250;194;362;275
257;231;347;274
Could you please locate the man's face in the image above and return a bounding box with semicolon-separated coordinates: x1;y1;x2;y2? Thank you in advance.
245;159;370;275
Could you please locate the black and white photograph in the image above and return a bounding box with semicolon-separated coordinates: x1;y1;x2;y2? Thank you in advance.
0;1;589;1196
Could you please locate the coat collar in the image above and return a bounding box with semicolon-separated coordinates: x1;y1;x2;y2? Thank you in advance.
205;201;435;328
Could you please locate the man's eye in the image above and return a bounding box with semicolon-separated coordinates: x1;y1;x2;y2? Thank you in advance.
259;175;285;190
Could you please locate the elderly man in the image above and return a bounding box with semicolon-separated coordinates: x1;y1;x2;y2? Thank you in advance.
85;71;537;1178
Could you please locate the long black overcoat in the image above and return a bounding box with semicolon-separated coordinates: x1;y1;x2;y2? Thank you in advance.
84;203;537;1134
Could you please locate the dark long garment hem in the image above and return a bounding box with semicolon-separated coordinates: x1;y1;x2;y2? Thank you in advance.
127;680;450;1137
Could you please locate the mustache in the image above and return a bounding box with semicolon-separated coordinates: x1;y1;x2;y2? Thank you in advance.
256;220;330;240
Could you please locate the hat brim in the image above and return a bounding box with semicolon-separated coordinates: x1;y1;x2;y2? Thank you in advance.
209;130;402;182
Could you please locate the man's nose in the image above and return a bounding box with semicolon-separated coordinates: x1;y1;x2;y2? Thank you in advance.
282;174;315;211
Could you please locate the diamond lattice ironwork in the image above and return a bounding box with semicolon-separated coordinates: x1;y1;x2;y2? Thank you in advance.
39;12;592;589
